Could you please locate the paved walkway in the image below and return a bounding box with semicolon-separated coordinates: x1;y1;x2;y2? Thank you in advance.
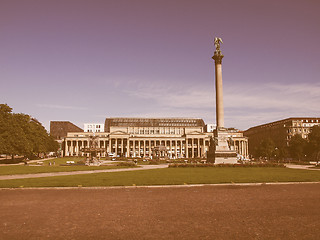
0;157;56;166
285;164;320;170
0;164;168;180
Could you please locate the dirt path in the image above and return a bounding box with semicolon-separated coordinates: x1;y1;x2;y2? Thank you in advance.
0;164;168;180
0;183;319;240
285;164;320;170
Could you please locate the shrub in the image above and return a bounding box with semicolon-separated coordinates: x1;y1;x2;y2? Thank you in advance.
168;163;285;168
116;162;136;167
148;160;160;165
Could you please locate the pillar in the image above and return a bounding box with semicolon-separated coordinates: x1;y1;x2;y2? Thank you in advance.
212;44;224;129
138;140;141;157
114;138;118;157
175;140;178;158
202;139;205;158
133;140;136;157
121;138;124;156
65;140;68;156
70;140;74;156
186;139;189;158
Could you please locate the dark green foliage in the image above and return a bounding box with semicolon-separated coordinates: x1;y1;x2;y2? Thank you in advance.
255;138;276;160
169;163;285;168
306;126;320;160
0;104;59;160
116;162;137;167
288;134;307;161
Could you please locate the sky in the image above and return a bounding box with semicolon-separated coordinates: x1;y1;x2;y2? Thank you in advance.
1;0;320;131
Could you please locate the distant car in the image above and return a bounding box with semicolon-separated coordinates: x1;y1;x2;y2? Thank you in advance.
111;158;116;161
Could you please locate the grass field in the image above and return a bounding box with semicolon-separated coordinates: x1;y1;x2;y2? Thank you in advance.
0;157;132;176
0;167;319;188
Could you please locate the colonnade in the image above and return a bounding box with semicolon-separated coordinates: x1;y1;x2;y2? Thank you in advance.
64;137;248;159
233;139;248;158
65;137;210;159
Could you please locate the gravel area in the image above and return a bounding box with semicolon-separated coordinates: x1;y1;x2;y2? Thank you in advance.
1;183;319;239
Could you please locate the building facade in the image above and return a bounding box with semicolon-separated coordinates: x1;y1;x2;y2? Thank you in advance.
62;117;248;159
244;117;320;155
84;123;104;133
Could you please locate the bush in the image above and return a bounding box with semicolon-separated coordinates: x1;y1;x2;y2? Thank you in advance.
76;160;86;165
148;160;160;165
116;162;136;167
168;163;285;168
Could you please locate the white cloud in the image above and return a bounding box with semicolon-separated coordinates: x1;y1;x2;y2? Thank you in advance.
124;81;320;130
36;104;87;110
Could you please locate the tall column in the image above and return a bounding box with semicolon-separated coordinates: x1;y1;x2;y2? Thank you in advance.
121;138;124;156
109;139;112;154
202;139;205;158
175;140;178;158
197;138;200;158
212;40;224;129
170;140;172;159
75;140;78;156
143;140;146;157
70;140;74;156
186;139;189;158
65;140;68;156
241;141;243;156
191;138;194;158
133;140;136;157
138;140;141;157
127;138;130;157
115;138;118;156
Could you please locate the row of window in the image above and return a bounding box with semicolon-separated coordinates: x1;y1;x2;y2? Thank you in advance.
128;128;185;135
112;119;199;123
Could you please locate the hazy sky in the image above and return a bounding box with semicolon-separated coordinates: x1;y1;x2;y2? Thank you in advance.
1;0;320;131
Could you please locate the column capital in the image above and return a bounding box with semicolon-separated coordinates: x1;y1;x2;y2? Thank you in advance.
212;51;224;64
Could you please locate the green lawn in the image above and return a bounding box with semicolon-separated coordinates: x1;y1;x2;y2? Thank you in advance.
0;157;134;176
0;167;319;188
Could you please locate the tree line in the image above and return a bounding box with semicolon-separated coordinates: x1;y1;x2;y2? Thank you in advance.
254;125;320;162
0;104;59;161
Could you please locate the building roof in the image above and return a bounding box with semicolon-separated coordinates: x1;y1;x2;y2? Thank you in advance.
245;117;320;132
105;117;205;132
50;121;83;140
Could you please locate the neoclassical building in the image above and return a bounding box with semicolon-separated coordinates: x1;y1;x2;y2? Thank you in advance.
57;118;248;159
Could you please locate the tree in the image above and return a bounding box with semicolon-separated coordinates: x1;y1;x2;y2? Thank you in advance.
306;126;320;161
288;134;307;161
0;104;59;161
256;138;275;160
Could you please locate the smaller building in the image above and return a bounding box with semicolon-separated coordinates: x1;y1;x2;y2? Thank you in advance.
244;117;320;155
84;123;104;133
50;121;83;140
205;123;217;133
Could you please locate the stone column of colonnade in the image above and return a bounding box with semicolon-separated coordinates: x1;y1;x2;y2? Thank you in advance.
64;140;68;156
121;138;124;156
102;138;212;159
71;140;74;156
